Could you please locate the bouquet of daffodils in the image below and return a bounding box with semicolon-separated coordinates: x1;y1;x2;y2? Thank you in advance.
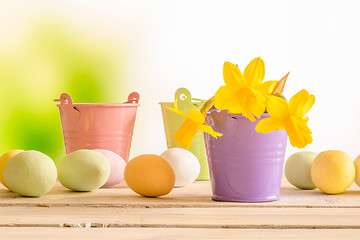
168;57;315;149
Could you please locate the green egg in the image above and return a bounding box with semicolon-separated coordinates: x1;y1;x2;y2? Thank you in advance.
285;151;317;190
57;150;110;192
4;151;57;197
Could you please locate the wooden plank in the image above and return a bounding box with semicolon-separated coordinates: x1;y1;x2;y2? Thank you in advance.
1;181;360;208
0;206;360;229
1;228;360;240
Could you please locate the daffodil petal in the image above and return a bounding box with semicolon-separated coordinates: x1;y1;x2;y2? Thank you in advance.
289;89;315;117
244;57;265;87
241;94;266;121
252;92;266;116
266;95;289;119
188;109;205;124
227;104;243;115
285;115;313;148
214;85;239;111
167;106;188;119
174;119;198;149
198;124;222;138
223;61;246;88
256;80;279;95
255;117;285;133
242;110;256;121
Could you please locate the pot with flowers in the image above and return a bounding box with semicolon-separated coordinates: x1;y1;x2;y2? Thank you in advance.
167;57;315;202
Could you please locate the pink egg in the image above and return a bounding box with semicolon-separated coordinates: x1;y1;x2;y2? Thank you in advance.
93;149;126;188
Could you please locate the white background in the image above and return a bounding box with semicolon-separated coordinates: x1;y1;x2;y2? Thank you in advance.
1;0;360;159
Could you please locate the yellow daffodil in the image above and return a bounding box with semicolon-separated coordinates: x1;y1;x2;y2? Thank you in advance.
255;89;315;148
167;101;222;149
214;58;278;121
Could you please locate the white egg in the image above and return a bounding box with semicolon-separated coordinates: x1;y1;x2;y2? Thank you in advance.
160;148;200;187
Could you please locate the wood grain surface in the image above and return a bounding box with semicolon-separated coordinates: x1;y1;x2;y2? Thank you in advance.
0;180;360;239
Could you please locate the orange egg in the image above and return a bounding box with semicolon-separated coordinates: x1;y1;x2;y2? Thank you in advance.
124;154;175;197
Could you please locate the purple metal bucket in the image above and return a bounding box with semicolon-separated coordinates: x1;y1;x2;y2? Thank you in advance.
204;109;287;202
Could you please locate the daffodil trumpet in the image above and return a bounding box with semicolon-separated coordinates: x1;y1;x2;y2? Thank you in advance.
256;89;315;148
167;100;222;149
213;58;278;121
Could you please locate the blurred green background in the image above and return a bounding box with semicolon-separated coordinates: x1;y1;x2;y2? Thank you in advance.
1;1;359;160
0;21;124;164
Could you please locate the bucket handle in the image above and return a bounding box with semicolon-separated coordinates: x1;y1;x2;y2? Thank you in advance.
125;92;140;104
207;110;237;136
175;88;193;112
54;93;74;106
54;93;81;123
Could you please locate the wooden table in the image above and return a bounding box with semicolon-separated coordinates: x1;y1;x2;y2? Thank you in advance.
1;180;360;239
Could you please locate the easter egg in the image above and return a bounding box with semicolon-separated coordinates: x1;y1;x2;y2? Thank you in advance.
0;150;24;189
160;148;200;187
311;150;355;194
57;150;110;192
124;154;175;197
284;151;317;190
3;151;57;197
353;155;360;187
94;149;126;188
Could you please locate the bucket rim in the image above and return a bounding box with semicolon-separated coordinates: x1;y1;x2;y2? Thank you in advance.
158;100;205;105
56;103;140;108
159;100;205;109
206;109;270;119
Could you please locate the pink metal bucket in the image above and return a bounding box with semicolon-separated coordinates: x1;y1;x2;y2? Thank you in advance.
55;92;140;162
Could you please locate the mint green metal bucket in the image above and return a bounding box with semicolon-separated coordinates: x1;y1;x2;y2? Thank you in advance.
159;88;209;180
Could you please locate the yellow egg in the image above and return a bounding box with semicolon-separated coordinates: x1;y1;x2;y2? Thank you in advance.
354;155;360;187
0;150;24;189
311;150;355;194
124;154;175;197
